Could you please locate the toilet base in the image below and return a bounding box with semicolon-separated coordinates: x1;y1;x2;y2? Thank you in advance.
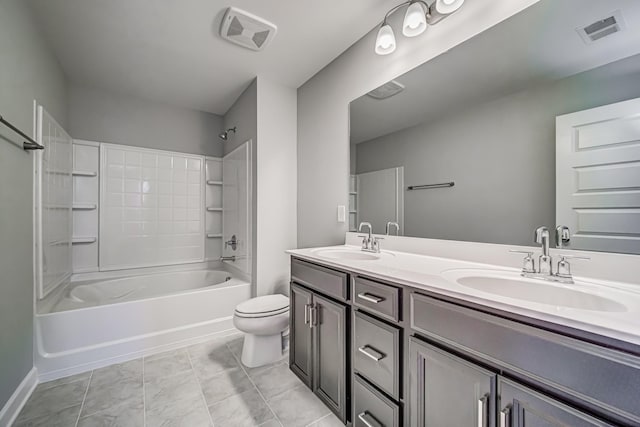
241;333;285;368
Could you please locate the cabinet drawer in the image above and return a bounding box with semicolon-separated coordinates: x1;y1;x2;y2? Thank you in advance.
354;311;401;399
411;292;640;426
291;258;348;301
354;375;400;427
353;276;400;321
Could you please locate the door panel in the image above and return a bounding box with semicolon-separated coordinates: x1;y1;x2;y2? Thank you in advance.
290;283;313;386
556;97;640;254
498;378;613;427
410;337;494;427
313;293;348;421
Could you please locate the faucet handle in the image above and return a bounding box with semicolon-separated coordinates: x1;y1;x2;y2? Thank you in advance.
371;236;384;253
357;235;370;250
509;250;536;274
555;254;590;278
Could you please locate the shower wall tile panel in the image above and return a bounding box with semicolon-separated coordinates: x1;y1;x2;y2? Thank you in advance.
72;142;99;272
205;158;223;261
36;106;73;298
100;144;205;270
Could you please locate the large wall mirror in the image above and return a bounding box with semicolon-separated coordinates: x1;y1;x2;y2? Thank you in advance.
349;0;640;255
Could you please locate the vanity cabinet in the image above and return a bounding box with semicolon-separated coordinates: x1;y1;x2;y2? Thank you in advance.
409;338;494;427
498;378;613;427
290;283;314;385
290;259;349;422
289;256;640;427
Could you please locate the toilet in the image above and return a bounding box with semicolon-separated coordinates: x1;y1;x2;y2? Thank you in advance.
233;294;289;368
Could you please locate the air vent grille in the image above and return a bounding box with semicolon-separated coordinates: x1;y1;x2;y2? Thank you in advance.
577;11;625;44
220;7;277;51
367;80;405;100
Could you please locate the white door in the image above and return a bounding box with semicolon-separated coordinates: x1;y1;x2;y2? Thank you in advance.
357;167;404;235
556;98;640;254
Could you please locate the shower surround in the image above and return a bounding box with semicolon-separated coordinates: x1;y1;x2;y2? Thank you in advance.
34;131;253;380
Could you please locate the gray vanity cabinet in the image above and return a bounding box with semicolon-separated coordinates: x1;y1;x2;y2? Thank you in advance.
409;337;494;427
313;293;348;420
498;379;613;427
290;283;313;386
290;259;349;422
290;256;640;427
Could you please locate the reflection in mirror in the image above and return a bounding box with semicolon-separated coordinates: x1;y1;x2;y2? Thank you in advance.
349;0;640;254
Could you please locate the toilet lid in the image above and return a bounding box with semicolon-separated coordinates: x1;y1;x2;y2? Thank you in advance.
235;294;289;317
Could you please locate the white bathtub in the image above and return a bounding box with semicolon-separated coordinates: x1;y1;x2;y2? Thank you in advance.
35;268;251;381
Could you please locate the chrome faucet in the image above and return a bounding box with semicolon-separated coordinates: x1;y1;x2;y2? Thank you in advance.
358;222;382;253
386;221;400;236
534;226;552;275
555;225;570;248
511;225;589;284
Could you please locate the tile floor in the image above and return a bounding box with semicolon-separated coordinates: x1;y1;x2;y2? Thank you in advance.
14;334;343;427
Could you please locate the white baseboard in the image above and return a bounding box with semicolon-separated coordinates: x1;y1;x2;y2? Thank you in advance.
0;367;38;427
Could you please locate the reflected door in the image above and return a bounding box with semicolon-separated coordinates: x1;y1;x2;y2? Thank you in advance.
556;98;640;254
357;167;404;235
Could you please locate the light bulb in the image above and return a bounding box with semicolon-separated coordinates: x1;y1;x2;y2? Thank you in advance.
402;2;427;37
433;0;464;15
375;24;396;55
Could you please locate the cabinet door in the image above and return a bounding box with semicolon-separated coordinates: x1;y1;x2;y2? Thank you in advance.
409;337;495;427
290;283;313;386
498;378;613;427
313;293;348;422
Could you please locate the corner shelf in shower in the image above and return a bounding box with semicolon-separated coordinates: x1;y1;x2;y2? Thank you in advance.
206;207;223;212
72;203;97;210
72;170;98;177
206;233;222;238
207;180;223;185
72;237;97;244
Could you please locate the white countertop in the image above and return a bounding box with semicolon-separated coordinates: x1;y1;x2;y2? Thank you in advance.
287;245;640;348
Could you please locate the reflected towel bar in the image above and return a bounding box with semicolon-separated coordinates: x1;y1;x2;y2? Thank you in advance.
0;114;44;150
407;181;454;191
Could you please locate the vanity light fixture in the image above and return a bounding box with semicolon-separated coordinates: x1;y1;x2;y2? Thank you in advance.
375;0;465;55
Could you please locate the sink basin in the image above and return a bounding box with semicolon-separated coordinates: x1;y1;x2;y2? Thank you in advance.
442;269;627;312
313;249;381;261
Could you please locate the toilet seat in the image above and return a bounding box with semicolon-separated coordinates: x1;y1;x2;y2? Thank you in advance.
234;294;289;318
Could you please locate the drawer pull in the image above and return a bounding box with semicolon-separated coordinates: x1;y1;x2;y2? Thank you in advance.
477;394;488;427
358;345;385;362
499;405;511;427
358;292;385;304
357;411;382;427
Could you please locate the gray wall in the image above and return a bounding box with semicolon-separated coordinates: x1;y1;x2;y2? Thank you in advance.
69;84;224;157
297;0;538;247
223;80;257;156
355;55;640;246
0;0;68;410
255;78;297;297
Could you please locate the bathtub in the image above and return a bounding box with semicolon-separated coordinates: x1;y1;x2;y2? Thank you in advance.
35;268;251;381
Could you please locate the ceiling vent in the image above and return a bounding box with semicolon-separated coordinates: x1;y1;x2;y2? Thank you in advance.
220;7;277;51
367;80;405;100
577;10;625;44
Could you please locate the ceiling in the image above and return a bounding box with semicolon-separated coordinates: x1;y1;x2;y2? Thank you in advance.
28;0;398;115
350;0;640;144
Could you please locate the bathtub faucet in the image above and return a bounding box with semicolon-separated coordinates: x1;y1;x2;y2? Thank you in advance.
220;256;236;262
